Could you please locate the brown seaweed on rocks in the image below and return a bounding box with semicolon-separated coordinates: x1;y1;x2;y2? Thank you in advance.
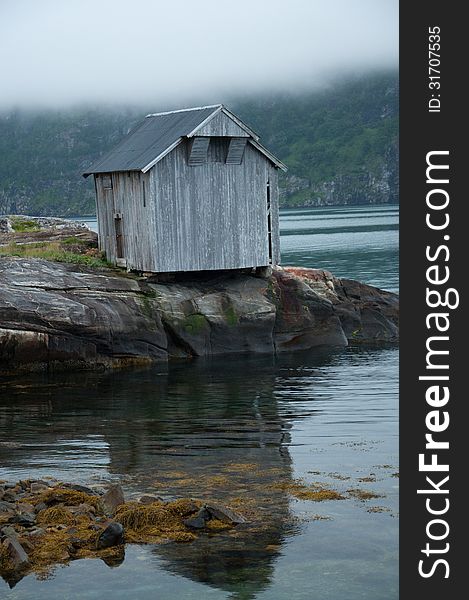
0;481;248;586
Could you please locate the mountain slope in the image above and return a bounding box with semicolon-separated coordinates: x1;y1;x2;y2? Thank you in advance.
0;71;398;216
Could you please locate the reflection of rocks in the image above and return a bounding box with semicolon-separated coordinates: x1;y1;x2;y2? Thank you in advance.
0;257;398;374
0;480;252;587
0;355;311;596
0;348;370;597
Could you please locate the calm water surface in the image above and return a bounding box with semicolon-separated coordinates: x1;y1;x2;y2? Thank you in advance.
280;205;399;292
0;206;399;599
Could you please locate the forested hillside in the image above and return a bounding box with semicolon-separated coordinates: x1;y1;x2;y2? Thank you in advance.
0;71;398;216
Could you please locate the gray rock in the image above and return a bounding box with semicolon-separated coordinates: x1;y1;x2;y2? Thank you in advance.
0;258;398;374
0;526;18;540
96;522;124;549
269;269;347;351
62;483;98;495
34;502;47;513
183;507;211;529
30;481;51;494
2;491;17;503
2;537;29;569
17;503;35;514
138;494;163;505
27;527;45;538
69;535;88;549
204;503;247;524
11;513;36;527
0;500;15;515
281;268;399;343
67;503;95;517
101;484;125;516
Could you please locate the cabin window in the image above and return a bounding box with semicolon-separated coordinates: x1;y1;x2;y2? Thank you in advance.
208;137;230;162
188;136;247;165
188;137;210;165
102;175;112;189
226;138;247;165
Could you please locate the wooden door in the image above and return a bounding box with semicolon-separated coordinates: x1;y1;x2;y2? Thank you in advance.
114;215;124;259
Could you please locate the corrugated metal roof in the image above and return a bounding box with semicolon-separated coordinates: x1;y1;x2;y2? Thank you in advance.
83;104;287;176
83;106;220;176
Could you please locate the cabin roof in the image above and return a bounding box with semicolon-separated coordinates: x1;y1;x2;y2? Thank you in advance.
83;104;286;177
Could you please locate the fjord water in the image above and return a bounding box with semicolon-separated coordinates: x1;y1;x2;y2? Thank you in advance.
0;205;399;600
280;204;399;292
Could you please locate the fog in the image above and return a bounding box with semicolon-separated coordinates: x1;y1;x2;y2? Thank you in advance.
0;0;398;109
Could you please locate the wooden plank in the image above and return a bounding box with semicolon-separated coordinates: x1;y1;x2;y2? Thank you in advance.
191;111;250;138
96;137;281;273
226;138;247;164
188;137;210;165
149;142;278;272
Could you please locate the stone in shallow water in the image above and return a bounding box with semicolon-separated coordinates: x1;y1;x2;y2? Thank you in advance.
183;507;211;529
101;485;125;516
2;537;29;569
63;483;97;496
204;503;247;524
96;522;124;549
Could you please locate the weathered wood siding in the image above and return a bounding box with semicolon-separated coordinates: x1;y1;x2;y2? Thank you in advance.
95;138;281;273
148;140;280;272
95;171;156;270
193;112;250;137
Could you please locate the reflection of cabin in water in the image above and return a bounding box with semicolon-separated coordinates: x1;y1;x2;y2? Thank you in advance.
83;105;287;273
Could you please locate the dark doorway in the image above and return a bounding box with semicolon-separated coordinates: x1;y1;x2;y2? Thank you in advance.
266;180;273;264
115;215;124;259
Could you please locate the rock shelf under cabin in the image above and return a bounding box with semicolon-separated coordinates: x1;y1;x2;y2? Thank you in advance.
0;219;398;374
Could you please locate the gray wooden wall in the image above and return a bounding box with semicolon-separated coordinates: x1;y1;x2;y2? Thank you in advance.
95;171;156;270
95;140;280;273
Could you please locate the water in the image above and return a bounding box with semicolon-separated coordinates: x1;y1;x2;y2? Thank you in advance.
280;205;399;292
0;205;399;599
77;204;399;292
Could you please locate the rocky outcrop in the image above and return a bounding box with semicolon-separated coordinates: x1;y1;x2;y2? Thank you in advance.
283;267;399;342
0;257;398;374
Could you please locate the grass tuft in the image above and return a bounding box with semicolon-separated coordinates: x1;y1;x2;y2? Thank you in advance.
0;241;111;268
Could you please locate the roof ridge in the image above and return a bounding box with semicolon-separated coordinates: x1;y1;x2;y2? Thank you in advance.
145;104;222;118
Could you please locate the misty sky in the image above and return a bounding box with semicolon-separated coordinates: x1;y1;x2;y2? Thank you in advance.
1;0;398;109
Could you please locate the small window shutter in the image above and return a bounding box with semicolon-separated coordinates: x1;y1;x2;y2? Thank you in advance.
188;137;210;165
226;138;247;164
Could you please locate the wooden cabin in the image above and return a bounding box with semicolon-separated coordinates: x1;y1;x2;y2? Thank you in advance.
83;104;286;273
